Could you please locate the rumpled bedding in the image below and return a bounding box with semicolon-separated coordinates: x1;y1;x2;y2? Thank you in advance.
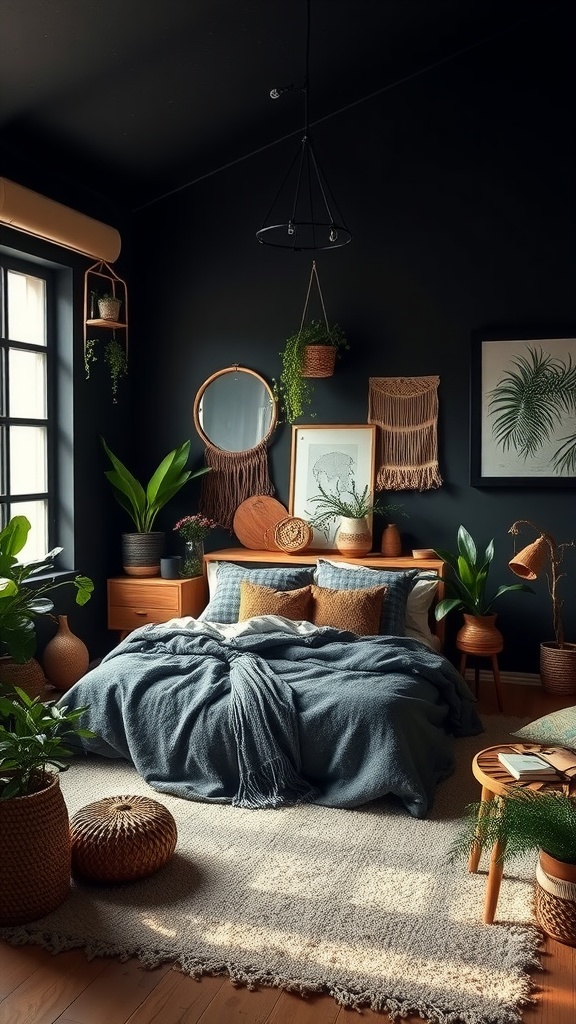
59;615;483;818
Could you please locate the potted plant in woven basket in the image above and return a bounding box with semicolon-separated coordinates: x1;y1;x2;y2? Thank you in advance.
275;261;349;423
0;685;95;925
450;788;576;946
508;519;576;695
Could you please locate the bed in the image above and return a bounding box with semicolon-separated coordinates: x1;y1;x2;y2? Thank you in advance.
59;554;484;819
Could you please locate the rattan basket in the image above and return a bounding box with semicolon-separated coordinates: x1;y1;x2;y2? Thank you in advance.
301;344;336;378
273;517;313;553
540;642;576;695
536;856;576;946
70;795;177;882
0;773;71;925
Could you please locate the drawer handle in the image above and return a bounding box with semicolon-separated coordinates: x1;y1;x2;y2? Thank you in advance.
135;611;148;617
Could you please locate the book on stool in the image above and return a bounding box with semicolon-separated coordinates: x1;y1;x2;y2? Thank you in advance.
497;751;559;781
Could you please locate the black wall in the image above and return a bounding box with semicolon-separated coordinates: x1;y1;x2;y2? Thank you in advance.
132;13;575;673
0;10;574;672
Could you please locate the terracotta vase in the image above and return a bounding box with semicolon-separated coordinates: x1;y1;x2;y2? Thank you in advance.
381;522;402;557
336;516;372;557
456;613;503;656
536;850;576;946
0;656;45;699
0;773;71;925
42;615;90;691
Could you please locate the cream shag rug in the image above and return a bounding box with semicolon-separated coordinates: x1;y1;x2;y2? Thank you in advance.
1;716;543;1024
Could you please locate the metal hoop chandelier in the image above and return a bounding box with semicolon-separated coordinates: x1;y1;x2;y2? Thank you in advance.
256;0;352;252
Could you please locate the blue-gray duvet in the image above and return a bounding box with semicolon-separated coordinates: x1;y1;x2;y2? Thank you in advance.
59;618;484;818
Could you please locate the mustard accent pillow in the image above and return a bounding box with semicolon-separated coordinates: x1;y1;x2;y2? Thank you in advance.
310;584;387;636
238;581;313;622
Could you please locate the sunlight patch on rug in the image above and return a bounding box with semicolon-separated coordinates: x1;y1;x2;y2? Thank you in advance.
0;716;544;1024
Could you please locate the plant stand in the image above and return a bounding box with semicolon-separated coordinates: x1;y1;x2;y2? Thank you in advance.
83;260;129;400
457;613;504;712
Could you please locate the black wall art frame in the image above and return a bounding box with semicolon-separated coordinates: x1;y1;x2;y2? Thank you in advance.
470;328;576;487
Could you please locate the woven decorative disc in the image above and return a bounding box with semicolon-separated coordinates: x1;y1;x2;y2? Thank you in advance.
70;795;177;883
273;517;313;553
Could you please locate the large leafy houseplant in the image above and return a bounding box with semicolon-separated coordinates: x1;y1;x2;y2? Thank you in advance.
0;516;94;663
101;437;210;533
275;319;349;423
0;685;94;799
433;524;533;622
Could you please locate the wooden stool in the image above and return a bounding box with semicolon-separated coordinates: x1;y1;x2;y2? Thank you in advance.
459;651;504;712
469;744;576;923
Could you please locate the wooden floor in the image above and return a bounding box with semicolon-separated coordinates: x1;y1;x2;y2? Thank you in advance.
2;681;576;1024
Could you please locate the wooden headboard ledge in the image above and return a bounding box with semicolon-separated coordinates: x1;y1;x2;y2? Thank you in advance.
203;547;446;647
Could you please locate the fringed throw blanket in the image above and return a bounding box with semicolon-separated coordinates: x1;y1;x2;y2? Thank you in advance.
368;376;443;491
200;439;275;530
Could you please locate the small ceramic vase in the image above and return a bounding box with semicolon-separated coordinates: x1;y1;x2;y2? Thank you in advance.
335;516;372;557
381;522;402;557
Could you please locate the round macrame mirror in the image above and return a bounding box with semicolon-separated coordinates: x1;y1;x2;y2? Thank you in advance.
193;366;277;530
193;366;277;452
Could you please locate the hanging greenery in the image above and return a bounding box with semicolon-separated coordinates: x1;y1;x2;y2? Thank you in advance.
84;336;128;403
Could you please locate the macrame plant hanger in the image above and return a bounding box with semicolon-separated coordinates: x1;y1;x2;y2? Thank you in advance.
299;260;336;378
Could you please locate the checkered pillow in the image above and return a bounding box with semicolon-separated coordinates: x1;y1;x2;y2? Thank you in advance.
200;562;316;624
314;559;417;636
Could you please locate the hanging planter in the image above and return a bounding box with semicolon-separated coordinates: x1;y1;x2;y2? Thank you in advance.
276;261;348;423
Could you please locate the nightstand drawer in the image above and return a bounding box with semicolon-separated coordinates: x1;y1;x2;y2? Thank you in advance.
107;576;208;634
108;603;174;631
108;580;182;611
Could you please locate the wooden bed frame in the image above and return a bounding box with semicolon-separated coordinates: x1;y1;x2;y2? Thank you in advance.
203;548;447;648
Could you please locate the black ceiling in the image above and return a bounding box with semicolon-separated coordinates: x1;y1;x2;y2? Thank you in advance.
0;0;567;211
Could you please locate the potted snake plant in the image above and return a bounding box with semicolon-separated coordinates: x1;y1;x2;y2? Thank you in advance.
102;437;211;576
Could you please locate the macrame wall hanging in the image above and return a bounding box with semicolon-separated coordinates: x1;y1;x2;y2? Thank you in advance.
368;376;443;491
193;366;277;532
199;439;275;532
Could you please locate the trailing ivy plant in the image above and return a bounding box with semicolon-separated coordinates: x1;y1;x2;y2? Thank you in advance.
85;336;128;403
275;319;348;424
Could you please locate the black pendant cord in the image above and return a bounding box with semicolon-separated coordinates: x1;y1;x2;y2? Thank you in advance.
256;0;352;251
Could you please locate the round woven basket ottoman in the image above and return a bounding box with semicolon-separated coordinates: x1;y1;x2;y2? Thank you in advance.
70;795;177;883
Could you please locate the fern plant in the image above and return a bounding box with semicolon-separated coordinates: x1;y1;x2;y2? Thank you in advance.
305;481;403;534
450;788;576;866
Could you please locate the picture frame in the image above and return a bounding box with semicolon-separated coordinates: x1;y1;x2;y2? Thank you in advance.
289;424;377;550
470;329;576;487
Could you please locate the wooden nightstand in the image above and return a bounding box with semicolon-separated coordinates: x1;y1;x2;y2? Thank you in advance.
107;576;208;639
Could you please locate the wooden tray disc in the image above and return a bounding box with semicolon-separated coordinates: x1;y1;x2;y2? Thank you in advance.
233;496;289;550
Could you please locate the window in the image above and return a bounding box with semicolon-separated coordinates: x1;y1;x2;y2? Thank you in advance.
0;255;55;561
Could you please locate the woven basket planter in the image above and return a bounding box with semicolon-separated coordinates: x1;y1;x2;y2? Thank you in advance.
0;656;46;699
121;531;165;577
301;344;337;378
535;851;576;946
0;773;71;925
70;795;177;882
540;642;576;695
97;296;122;321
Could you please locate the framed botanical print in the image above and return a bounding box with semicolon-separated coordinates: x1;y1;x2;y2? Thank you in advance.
470;329;576;487
289;424;376;549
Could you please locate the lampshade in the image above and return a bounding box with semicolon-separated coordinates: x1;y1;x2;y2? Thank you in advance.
508;535;548;580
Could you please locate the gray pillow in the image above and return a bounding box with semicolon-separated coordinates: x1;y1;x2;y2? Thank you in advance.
200;561;316;623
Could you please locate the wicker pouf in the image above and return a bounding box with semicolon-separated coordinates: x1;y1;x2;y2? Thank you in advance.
70;795;177;883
